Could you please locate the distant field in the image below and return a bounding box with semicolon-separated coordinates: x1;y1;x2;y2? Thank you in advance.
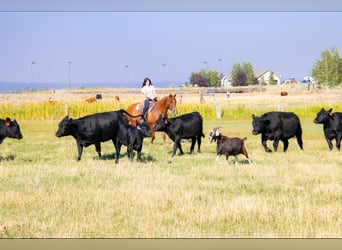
1;85;342;238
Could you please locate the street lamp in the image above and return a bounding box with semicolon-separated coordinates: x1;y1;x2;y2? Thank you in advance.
31;61;36;90
161;63;167;82
218;58;223;75
124;65;130;83
202;61;208;71
68;61;73;89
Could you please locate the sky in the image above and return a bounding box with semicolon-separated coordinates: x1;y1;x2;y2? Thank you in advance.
1;10;342;89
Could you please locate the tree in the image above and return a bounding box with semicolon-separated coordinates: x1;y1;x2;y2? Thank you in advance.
312;47;342;87
189;69;220;87
242;62;255;85
231;62;255;86
190;72;207;87
208;70;220;87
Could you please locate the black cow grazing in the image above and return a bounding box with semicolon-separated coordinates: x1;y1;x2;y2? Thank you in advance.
55;110;140;162
115;117;152;163
252;111;303;152
208;127;251;165
154;112;205;157
0;117;23;144
313;108;342;150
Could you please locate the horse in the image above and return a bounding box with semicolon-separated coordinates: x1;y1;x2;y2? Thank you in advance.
126;94;177;143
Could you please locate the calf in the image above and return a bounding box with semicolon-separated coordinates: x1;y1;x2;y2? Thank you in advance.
115;116;152;163
0;117;23;144
154;112;205;157
313;108;342;150
208;127;251;165
252;111;303;152
55;109;140;162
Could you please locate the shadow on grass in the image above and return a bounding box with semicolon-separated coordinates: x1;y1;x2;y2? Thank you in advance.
0;155;16;162
100;152;156;163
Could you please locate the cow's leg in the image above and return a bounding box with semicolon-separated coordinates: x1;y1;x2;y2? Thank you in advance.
76;142;83;161
282;139;289;152
325;135;333;150
296;131;303;150
273;138;280;152
336;135;341;150
114;141;122;164
94;142;102;159
136;149;142;162
261;134;272;152
127;145;134;161
173;138;183;156
197;135;202;153
190;137;196;154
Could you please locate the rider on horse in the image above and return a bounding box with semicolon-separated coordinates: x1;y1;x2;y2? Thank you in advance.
141;77;158;121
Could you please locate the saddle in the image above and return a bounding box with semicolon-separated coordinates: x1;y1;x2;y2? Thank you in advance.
135;100;157;117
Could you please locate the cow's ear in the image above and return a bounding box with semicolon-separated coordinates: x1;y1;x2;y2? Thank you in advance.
264;119;271;125
252;114;255;119
163;117;168;125
215;130;220;136
5;117;11;127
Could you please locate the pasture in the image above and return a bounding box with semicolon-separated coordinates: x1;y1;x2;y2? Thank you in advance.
1;85;342;238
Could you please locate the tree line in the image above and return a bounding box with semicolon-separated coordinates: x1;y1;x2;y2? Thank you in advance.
187;47;342;87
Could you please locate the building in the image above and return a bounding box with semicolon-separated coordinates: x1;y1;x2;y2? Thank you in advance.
220;70;281;86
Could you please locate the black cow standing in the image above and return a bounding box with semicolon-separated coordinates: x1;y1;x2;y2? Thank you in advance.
154;112;205;157
0;117;23;144
313;108;342;150
56;110;141;162
252;111;303;152
115;115;152;163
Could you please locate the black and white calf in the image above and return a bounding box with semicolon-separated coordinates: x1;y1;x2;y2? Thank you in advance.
208;127;251;165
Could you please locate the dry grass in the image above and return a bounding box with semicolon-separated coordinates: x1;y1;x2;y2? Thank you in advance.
1;85;342;238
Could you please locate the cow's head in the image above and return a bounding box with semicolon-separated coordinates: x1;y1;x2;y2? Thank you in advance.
314;108;333;124
56;116;76;137
251;114;270;135
4;117;23;140
136;120;152;138
154;115;168;132
208;127;221;143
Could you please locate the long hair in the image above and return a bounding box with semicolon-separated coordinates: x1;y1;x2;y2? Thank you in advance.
141;77;152;88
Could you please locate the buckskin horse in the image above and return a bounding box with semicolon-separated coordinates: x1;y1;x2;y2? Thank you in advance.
126;94;177;143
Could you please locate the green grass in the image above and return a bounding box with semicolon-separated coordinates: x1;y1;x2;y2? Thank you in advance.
1;115;342;238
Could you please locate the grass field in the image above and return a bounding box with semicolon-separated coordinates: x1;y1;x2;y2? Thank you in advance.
1;86;342;238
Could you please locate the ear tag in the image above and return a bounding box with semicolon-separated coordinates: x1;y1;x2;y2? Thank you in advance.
329;112;333;117
5;121;10;127
164;119;168;125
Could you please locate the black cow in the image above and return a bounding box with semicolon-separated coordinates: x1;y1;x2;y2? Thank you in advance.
313;108;342;150
115;116;152;163
55;109;140;162
154;112;205;157
0;117;23;144
252;111;303;152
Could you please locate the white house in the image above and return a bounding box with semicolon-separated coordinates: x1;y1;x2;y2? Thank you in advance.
220;70;281;86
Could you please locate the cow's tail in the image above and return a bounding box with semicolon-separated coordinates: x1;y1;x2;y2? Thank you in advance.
118;109;143;118
201;133;205;138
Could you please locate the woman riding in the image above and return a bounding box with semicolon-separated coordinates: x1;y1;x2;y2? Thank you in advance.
141;77;158;121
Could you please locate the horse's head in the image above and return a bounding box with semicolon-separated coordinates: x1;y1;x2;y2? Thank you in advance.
166;94;177;116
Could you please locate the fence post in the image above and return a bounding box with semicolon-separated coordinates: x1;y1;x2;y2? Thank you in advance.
216;103;222;119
